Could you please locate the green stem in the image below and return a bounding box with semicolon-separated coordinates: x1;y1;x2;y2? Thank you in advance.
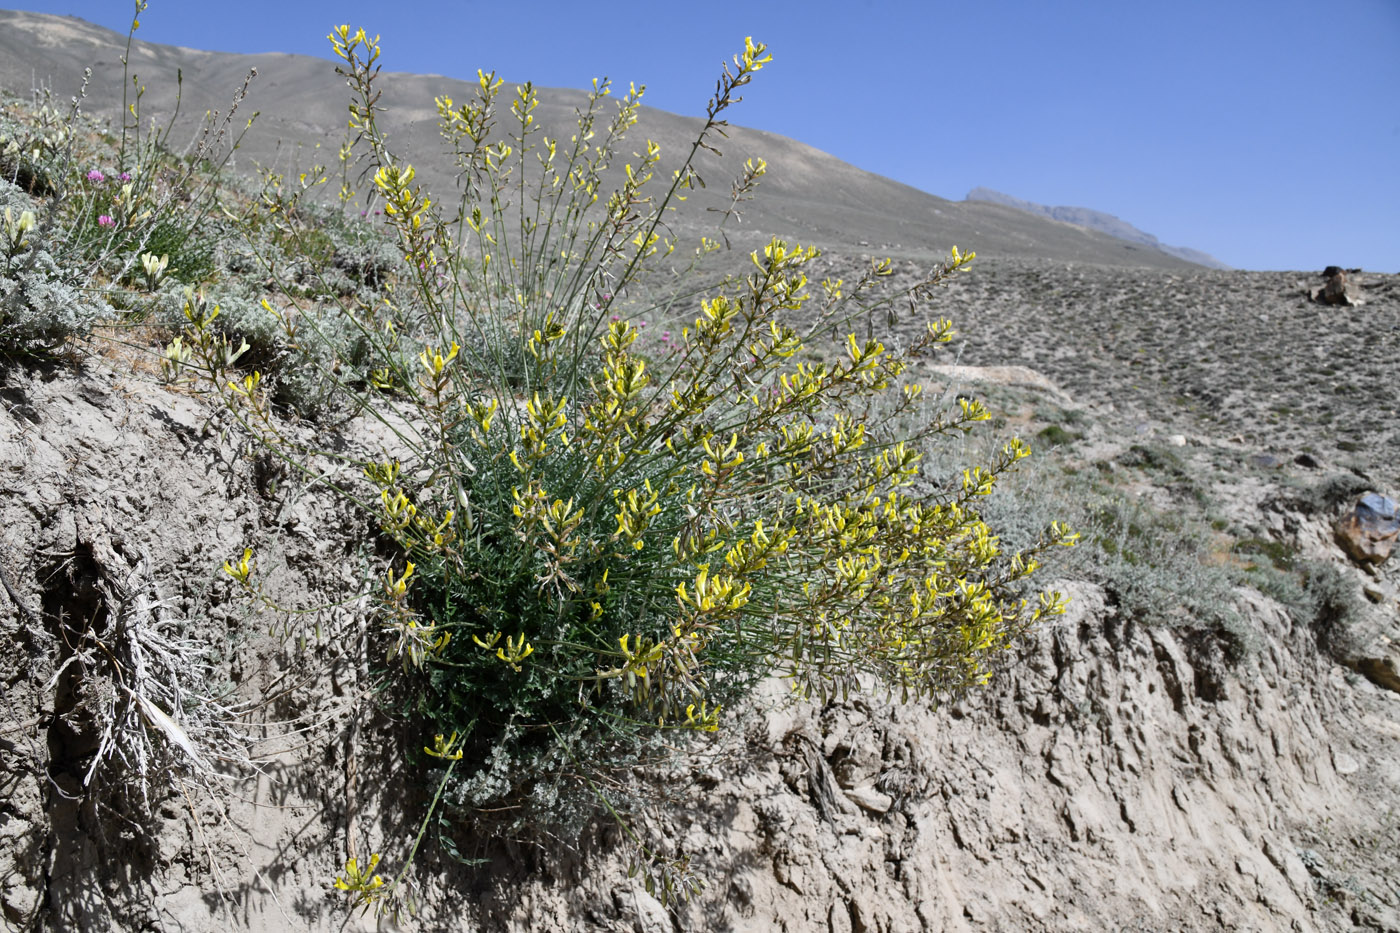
385;756;459;903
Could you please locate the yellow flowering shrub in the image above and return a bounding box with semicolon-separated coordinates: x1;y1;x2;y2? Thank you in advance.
216;26;1075;909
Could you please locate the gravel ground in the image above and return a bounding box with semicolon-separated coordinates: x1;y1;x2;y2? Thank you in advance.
806;258;1400;480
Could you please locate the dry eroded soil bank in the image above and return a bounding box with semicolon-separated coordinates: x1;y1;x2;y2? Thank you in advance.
1;261;1399;931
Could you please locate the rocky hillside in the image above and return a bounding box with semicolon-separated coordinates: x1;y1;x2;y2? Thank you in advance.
0;9;1204;270
2;260;1398;931
1;8;1398;932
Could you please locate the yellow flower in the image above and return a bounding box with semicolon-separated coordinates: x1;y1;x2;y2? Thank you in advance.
685;699;722;732
228;371;262;399
496;633;534;671
385;562;414;598
474;632;533;671
223;548;253;586
424;731;464;760
333;853;386;907
418;341;460;378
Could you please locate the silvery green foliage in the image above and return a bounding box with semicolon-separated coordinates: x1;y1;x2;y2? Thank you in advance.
325;219;398;288
0;179;105;350
0;112;62;199
922;428;1253;656
202;288;285;357
442;721;660;844
153;277;373;418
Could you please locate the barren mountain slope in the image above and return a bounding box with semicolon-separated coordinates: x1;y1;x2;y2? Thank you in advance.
965;188;1231;270
913;261;1399;475
0;9;1204;270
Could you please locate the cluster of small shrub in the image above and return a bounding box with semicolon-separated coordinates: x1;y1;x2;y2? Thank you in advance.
213;26;1076;913
950;415;1369;661
921;430;1248;655
0;174;108;346
0;80;404;421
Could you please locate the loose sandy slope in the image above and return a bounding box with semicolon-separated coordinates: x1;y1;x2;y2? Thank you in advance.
2;259;1398;931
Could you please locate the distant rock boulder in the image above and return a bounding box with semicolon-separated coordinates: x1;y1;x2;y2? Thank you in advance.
1335;492;1399;565
1310;266;1365;306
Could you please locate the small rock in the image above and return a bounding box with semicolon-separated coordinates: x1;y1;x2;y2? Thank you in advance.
828;900;853;933
1309;266;1365;306
1358;655;1400;694
844;785;893;814
963;902;986;923
1295;452;1320;469
629;888;671;933
1363;582;1386;603
1335;493;1400;565
1166;434;1187;447
1333;751;1360;776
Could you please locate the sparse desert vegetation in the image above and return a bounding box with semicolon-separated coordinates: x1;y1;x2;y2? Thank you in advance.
1;7;1398;933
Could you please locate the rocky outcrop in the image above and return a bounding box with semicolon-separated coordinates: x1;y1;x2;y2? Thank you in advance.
1336;493;1400;565
924;363;1073;405
601;583;1399;933
1310;266;1366;306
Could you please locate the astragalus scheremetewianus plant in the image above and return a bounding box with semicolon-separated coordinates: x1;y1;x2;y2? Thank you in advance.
210;26;1076;914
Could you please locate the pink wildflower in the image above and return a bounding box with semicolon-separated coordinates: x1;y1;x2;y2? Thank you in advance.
97;215;115;228
86;170;105;183
119;172;131;182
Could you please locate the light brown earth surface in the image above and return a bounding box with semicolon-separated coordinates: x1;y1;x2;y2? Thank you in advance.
2;8;1399;932
2;259;1398;932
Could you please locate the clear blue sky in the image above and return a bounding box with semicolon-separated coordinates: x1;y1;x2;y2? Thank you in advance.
16;0;1400;271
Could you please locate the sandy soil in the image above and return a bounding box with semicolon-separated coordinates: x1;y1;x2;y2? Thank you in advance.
2;255;1399;932
909;260;1399;476
2;13;1396;929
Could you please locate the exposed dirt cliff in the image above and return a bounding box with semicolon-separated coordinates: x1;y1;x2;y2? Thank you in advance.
2;264;1398;932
